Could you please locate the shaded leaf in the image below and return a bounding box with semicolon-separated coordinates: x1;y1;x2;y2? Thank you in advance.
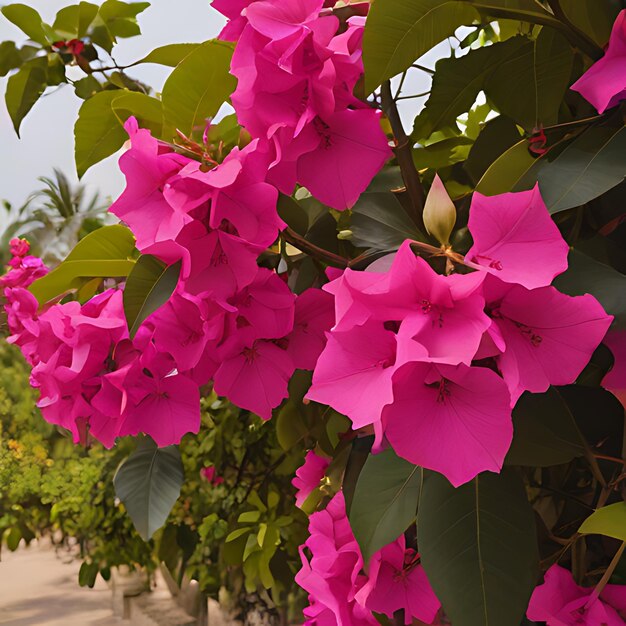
29;224;136;305
505;389;585;467
114;437;184;541
558;0;621;46
0;41;24;77
5;56;48;136
123;255;181;338
1;4;50;45
579;502;626;541
486;28;573;131
418;469;539;626
349;448;422;563
137;43;200;66
534;123;626;214
161;40;235;139
553;250;626;329
475;138;535;195
78;561;99;588
351;192;424;249
343;436;374;513
413;136;473;171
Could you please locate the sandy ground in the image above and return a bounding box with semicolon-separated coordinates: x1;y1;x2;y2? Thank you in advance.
0;541;120;626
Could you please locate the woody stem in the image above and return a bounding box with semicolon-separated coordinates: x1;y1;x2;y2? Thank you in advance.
380;81;426;234
586;541;626;607
282;227;349;268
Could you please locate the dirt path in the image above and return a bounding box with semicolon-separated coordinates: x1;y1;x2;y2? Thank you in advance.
0;540;120;625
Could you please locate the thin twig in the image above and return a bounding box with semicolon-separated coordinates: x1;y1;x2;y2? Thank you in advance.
586;542;626;607
282;227;350;268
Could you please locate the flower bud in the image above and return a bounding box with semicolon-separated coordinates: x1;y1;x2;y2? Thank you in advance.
423;175;457;246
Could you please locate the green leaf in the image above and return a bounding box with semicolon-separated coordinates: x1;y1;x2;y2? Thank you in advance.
558;0;621;47
413;37;527;139
53;2;99;38
137;43;200;66
554;250;626;329
29;224;136;305
0;41;24;77
74;75;102;99
580;502;626;541
362;0;552;93
78;561;99;588
349;448;422;563
413;136;473;171
5;56;48;136
91;0;150;52
351;192;424;249
123;255;181;338
114;437;184;541
111;91;163;137
475;139;535;195
486;29;573;131
505;388;585;467
74;90;129;177
418;469;539;626
534;123;626;214
162;40;235;139
1;4;50;45
5;526;21;551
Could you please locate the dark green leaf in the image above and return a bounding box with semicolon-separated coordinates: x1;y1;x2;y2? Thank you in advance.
29;224;136;305
162;40;235;139
558;0;621;46
553;250;626;329
5;526;21;551
137;43;200;66
534;123;626;213
0;41;24;77
123;255;181;338
343;436;374;513
505;389;585;467
464;116;522;183
74;90;129;177
577;343;615;388
349;448;422;563
351;192;424;249
418;469;539;626
5;56;48;136
413;37;527;139
78;561;99;588
1;4;50;45
74;75;102;99
486;29;573;131
579;502;626;541
53;2;99;38
114;437;184;541
277;195;309;237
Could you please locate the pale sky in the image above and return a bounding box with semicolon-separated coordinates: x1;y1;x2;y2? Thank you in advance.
0;1;438;209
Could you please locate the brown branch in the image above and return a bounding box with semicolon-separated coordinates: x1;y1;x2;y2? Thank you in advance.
282;226;349;268
380;81;426;234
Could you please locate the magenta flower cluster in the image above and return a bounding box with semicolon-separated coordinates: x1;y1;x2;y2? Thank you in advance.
308;186;612;487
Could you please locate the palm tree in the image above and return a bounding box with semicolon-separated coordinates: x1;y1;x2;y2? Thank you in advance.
0;169;108;265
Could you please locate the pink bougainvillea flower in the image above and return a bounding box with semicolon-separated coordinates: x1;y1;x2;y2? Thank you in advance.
296;109;393;210
200;465;224;486
297;492;377;626
571;10;626;113
306;321;427;430
382;362;513;487
486;278;613;404
356;538;441;625
527;564;626;625
9;237;30;258
245;0;325;40
109;119;191;251
286;288;335;370
213;328;295;419
124;368;201;447
466;185;569;290
228;267;295;339
212;0;255;41
293;449;330;507
603;330;626;408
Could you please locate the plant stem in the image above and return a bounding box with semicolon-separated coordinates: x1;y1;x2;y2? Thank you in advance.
586;541;626;607
282;227;349;268
380;81;426;233
546;0;605;60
